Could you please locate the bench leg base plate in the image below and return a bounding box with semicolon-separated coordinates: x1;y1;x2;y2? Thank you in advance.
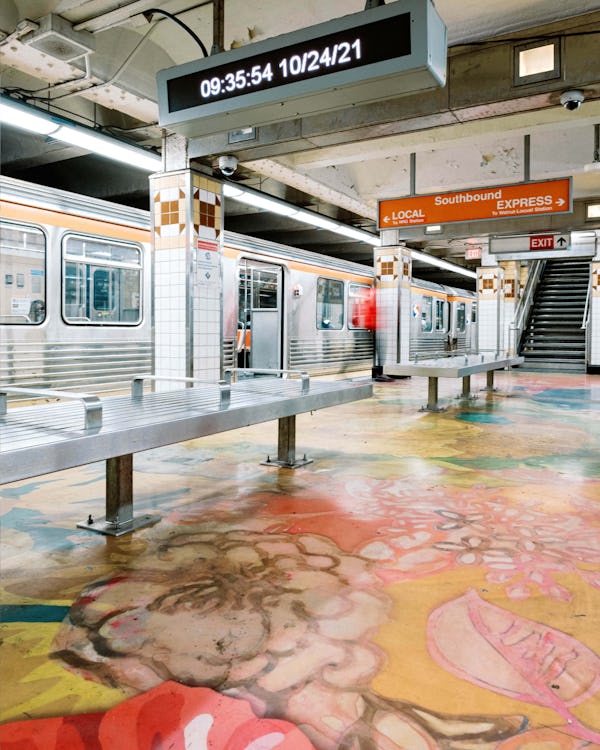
77;514;160;537
261;456;314;469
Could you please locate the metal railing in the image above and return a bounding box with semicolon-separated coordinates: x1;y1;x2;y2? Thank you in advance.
0;386;102;429
509;259;545;356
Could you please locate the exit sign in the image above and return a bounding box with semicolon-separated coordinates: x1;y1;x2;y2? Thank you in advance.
529;234;568;250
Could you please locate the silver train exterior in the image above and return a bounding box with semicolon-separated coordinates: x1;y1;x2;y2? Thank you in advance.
221;234;374;375
1;176;476;393
1;177;153;394
0;176;374;392
409;278;477;359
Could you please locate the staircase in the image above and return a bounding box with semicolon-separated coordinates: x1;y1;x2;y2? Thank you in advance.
519;259;589;372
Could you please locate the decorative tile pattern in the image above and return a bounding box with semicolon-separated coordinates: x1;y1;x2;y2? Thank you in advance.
150;170;223;387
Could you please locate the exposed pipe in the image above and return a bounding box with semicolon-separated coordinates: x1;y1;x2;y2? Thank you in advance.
29;55;93;98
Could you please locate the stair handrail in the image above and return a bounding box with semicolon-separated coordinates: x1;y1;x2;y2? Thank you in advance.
512;259;545;344
581;265;592;330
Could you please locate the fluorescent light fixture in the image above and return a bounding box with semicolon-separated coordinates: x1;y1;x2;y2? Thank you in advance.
232;190;299;216
425;224;442;234
412;249;477;279
0;95;161;172
222;183;244;198
221;181;381;247
54;124;161;171
0;99;60;135
334;224;382;245
293;209;341;232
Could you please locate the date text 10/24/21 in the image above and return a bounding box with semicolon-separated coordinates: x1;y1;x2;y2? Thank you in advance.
198;39;363;100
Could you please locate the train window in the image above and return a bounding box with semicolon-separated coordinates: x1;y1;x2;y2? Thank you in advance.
317;277;344;330
63;235;142;325
471;303;477;324
421;296;433;332
434;299;446;331
456;302;466;333
252;269;278;309
0;220;46;325
349;284;375;329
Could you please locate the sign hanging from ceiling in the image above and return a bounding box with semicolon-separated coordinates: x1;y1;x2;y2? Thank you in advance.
489;231;596;260
378;178;572;229
157;0;447;138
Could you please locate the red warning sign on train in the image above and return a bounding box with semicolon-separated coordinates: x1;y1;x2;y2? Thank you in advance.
377;178;571;229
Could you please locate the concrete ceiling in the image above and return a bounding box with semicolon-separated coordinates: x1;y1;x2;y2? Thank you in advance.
1;0;599;287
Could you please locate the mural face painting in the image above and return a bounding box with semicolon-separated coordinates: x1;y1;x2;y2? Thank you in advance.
0;371;599;749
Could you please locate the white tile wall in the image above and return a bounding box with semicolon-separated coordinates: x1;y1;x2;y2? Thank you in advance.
591;297;600;366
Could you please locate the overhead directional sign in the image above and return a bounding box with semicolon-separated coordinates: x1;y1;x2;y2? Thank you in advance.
490;233;570;254
489;231;595;261
157;0;447;137
378;178;572;229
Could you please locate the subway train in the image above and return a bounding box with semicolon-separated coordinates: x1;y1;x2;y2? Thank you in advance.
0;176;476;393
409;279;477;359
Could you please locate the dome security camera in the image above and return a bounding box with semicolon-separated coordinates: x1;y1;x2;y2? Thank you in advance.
560;89;584;111
218;155;238;176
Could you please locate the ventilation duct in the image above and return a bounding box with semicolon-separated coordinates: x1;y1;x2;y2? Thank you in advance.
22;14;95;61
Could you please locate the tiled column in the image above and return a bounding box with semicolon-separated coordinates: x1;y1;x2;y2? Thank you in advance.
477;266;505;356
500;261;519;355
149;169;223;390
375;245;412;365
590;261;600;367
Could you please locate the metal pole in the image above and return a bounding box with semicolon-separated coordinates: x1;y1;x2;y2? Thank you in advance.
524;134;530;182
212;0;224;54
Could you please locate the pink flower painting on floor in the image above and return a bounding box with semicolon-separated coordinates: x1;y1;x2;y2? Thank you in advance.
427;590;600;744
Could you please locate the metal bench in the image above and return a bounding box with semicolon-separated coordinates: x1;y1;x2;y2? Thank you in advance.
0;370;372;536
383;354;524;411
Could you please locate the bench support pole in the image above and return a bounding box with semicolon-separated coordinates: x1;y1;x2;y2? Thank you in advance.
77;454;160;536
424;377;441;411
261;415;313;469
462;375;471;399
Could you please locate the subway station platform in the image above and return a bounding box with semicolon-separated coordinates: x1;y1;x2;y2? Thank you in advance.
1;370;599;749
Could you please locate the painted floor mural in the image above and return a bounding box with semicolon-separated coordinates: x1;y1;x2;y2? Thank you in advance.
1;370;599;749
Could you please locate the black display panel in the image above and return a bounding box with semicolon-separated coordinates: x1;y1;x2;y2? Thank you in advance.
167;14;411;113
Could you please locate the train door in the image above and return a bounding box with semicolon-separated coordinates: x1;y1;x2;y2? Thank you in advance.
237;259;282;370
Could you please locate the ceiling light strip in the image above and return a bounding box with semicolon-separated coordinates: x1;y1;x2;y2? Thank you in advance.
0;95;161;172
223;182;380;247
411;249;477;279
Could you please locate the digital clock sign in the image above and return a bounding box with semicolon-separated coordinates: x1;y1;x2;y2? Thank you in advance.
157;0;447;138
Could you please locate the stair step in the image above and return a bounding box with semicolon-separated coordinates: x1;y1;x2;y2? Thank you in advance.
518;260;589;367
518;361;587;373
523;351;586;358
523;350;586;357
530;313;583;318
524;339;585;346
525;329;584;334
